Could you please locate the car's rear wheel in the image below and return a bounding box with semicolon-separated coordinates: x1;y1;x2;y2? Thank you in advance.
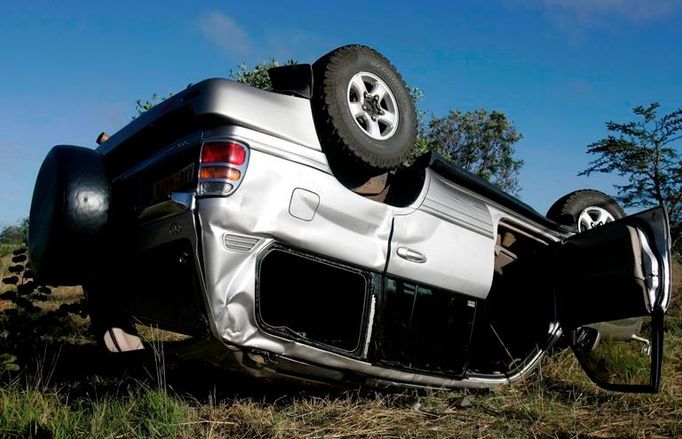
312;45;417;178
546;189;625;232
28;145;110;285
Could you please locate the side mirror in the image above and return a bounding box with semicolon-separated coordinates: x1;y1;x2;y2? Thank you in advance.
569;308;664;393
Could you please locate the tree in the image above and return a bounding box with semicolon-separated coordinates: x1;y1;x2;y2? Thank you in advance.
422;110;524;194
229;59;297;91
0;218;28;245
580;103;682;253
135;93;165;117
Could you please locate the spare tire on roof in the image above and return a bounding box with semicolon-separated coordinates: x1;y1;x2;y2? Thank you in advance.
312;45;417;176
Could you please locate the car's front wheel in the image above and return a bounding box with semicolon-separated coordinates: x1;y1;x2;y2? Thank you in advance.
546;189;625;232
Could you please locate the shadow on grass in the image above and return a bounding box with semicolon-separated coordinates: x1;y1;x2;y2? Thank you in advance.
1;246;481;409
1;247;342;407
1;320;347;407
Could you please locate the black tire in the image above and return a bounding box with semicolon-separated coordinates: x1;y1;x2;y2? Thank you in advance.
312;45;417;172
28;145;110;285
546;189;625;232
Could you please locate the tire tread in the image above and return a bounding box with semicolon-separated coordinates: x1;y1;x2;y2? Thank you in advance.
312;45;416;170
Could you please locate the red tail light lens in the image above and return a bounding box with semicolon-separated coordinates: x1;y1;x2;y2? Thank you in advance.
201;141;246;165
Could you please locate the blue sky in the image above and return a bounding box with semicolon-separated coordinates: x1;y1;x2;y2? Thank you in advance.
1;0;681;227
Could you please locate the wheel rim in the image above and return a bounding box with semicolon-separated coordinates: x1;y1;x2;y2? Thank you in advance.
577;206;616;232
346;71;399;140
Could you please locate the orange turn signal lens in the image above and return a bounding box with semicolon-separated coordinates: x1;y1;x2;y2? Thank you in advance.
199;166;241;181
225;168;241;181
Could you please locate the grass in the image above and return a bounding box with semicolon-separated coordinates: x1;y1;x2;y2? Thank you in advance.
0;382;186;439
0;253;680;438
0;244;22;259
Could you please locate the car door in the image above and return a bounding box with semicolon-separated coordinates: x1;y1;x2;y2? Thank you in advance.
386;173;496;300
555;207;671;392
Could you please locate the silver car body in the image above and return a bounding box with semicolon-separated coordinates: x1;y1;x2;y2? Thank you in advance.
96;78;669;389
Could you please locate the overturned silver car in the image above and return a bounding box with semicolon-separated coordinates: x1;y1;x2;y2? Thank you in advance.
28;45;672;392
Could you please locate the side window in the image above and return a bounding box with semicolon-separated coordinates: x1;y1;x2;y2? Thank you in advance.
257;247;371;356
375;278;478;377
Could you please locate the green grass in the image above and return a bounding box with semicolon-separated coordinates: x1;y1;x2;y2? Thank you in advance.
0;382;187;439
0;254;680;438
0;244;21;258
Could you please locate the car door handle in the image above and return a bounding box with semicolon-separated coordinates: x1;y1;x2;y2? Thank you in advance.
396;247;427;263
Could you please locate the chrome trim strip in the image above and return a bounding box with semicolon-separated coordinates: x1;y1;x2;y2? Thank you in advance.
223;234;261;252
637;229;660;312
362;295;377;358
466;321;563;385
138;192;195;222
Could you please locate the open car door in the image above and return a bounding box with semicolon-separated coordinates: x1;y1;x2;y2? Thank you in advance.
555;207;671;393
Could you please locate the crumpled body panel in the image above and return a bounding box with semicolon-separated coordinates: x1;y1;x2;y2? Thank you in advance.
191;126;520;389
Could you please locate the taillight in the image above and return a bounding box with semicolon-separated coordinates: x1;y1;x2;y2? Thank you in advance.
201;142;246;166
198;140;249;196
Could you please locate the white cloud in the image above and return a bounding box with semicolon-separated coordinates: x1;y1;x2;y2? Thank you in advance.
263;29;332;62
198;11;252;56
197;10;331;63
